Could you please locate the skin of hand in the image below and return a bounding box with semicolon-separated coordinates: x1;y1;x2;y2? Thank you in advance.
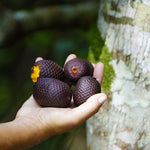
0;54;107;150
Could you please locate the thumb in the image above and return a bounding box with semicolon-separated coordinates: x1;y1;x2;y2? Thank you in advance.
71;93;107;124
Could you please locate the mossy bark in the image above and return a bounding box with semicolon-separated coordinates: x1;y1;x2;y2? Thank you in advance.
87;0;150;150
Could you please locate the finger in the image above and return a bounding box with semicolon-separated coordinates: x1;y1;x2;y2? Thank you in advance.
70;100;76;108
70;93;107;125
35;57;43;62
64;54;77;65
93;62;104;85
92;63;95;68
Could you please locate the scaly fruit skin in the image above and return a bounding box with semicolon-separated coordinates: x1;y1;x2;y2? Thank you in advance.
64;58;94;84
33;78;72;107
31;60;64;83
73;76;101;106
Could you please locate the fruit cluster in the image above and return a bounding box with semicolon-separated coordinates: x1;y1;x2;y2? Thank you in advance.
31;58;101;107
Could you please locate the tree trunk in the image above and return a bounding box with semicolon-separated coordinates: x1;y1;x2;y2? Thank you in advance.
87;0;150;150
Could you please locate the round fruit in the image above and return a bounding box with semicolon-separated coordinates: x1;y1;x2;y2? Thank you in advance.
64;58;94;84
73;76;101;106
31;60;64;83
33;78;72;107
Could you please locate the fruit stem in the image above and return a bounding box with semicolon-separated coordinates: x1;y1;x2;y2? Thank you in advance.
72;67;78;74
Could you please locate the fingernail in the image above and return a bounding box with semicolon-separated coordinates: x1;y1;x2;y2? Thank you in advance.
98;95;107;104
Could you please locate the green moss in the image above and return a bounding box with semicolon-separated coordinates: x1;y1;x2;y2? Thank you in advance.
99;45;115;93
87;145;91;150
88;25;115;93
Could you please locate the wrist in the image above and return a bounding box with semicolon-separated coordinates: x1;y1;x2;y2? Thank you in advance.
0;117;53;150
13;117;52;147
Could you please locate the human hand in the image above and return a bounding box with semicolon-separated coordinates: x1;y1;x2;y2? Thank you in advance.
15;54;107;148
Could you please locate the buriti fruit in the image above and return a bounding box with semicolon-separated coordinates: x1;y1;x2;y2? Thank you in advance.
73;76;101;106
31;57;101;108
33;78;72;107
31;60;64;83
64;58;94;84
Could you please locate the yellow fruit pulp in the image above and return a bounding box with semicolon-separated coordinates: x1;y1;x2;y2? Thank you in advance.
31;64;41;83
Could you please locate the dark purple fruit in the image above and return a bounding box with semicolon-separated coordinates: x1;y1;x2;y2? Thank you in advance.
31;60;64;83
73;76;101;106
33;78;72;107
64;58;94;84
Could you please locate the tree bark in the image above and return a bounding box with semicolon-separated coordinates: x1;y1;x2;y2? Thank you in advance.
87;0;150;150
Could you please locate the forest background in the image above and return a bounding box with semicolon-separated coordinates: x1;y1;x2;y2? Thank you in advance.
0;0;100;150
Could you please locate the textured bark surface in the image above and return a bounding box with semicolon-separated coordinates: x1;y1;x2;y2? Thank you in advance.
87;0;150;150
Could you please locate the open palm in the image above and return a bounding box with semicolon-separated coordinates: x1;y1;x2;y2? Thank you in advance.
16;54;107;136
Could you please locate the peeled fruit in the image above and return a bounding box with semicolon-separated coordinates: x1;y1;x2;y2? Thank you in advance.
31;60;64;83
33;78;72;107
64;58;94;84
73;76;101;106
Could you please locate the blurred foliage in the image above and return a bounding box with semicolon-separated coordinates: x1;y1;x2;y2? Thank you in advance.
1;0;99;10
0;0;99;149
